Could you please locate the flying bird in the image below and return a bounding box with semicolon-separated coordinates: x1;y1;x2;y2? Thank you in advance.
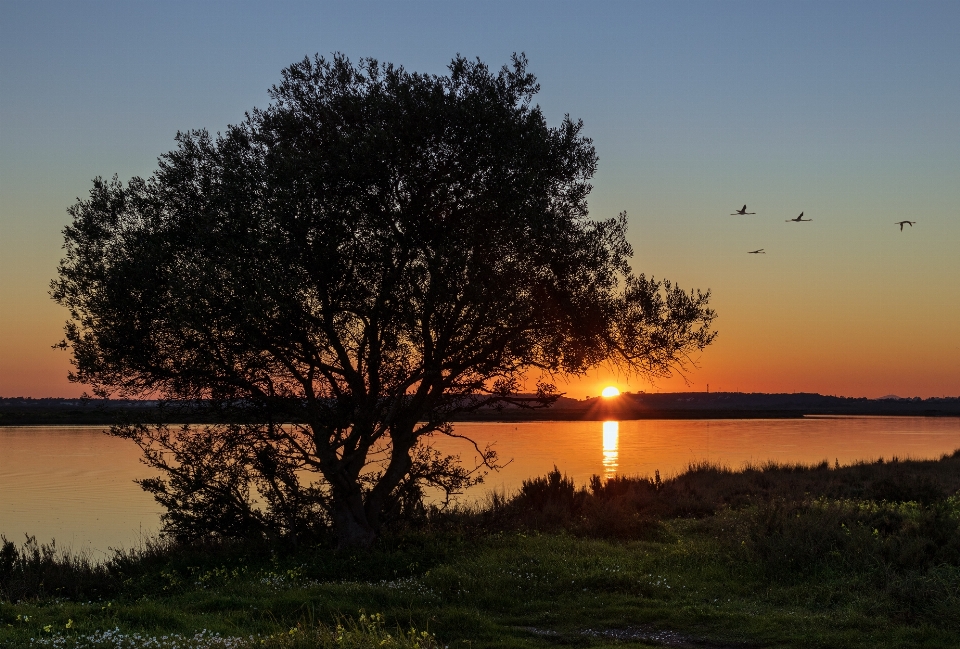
731;205;756;215
786;212;811;222
748;249;766;254
896;220;915;231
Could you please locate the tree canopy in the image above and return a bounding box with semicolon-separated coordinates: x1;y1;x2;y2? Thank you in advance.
53;53;717;548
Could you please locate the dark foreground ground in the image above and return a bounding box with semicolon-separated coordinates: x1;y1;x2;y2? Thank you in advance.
3;393;960;425
6;452;960;648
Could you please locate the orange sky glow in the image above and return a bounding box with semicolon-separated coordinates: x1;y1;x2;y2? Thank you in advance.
2;3;959;399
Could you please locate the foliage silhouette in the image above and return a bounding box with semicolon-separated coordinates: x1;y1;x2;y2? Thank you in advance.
52;53;716;547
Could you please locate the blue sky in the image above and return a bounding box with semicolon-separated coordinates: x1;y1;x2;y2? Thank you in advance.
2;0;959;397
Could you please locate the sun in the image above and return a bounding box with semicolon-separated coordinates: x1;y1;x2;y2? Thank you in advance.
601;386;621;398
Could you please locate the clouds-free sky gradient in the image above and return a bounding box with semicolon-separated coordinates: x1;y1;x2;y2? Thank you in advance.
2;0;958;398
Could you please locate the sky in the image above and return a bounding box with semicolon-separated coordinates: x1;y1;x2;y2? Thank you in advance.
1;0;959;399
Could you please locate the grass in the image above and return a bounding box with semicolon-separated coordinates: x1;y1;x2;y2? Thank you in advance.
6;453;960;648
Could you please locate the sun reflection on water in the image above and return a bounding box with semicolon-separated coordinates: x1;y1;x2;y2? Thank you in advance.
602;420;619;479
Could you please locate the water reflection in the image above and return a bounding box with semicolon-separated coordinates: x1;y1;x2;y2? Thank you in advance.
5;418;960;554
602;420;619;479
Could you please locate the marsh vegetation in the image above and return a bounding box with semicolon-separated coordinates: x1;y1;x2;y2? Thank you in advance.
5;451;960;648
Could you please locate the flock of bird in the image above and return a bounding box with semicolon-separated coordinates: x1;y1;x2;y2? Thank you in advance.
730;205;915;254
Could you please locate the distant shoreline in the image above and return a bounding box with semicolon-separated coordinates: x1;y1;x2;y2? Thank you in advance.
2;392;959;426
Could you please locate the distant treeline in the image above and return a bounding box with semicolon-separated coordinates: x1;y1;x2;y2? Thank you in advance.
476;391;960;421
1;392;959;426
0;398;230;426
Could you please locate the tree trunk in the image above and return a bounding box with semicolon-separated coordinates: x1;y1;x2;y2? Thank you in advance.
330;483;376;549
364;434;415;533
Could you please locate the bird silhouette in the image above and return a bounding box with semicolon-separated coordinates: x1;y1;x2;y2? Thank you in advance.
896;221;915;231
748;249;765;254
786;212;811;222
731;205;756;215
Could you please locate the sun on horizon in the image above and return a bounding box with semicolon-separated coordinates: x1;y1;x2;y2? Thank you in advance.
601;386;621;398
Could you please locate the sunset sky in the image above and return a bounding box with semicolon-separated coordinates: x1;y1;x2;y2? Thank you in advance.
1;0;958;399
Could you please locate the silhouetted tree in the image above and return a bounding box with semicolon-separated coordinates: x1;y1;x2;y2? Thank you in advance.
52;53;716;548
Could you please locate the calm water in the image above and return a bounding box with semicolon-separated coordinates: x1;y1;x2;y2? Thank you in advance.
2;417;959;555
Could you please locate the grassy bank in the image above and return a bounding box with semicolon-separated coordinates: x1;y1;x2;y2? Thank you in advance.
5;453;960;648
